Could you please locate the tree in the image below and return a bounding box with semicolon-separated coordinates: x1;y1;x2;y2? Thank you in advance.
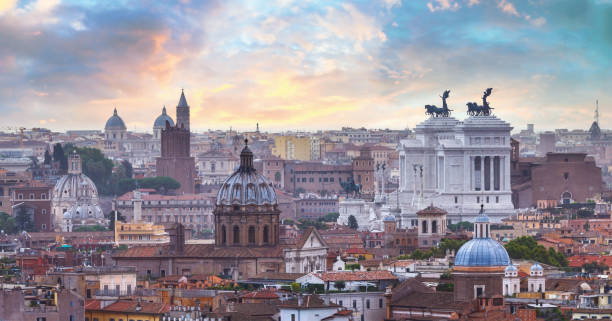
14;207;34;232
334;281;346;291
347;215;358;230
319;212;339;223
0;212;16;234
138;177;181;193
108;210;126;231
448;221;474;232
290;282;302;293
43;150;52;165
52;143;67;171
121;160;133;178
504;236;568;267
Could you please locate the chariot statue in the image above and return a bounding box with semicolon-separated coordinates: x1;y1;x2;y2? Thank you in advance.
424;90;453;117
466;88;494;116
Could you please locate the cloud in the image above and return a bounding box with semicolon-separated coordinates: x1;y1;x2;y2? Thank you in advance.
427;0;460;12
497;0;519;16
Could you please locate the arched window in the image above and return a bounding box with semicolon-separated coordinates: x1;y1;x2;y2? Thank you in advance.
263;226;269;244
421;220;428;233
233;225;240;244
248;226;256;244
221;225;227;245
561;191;572;205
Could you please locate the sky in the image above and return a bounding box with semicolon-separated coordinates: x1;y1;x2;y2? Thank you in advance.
0;0;610;133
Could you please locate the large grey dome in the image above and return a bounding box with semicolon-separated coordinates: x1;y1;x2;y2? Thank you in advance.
216;141;277;206
154;106;175;129
105;108;127;130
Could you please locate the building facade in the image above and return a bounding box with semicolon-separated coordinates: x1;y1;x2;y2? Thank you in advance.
398;114;514;223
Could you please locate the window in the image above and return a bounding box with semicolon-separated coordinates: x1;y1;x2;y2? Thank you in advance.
353;300;357;308
233;226;240;244
248;226;256;244
221;225;227;245
263;226;269;244
496;196;499;203
379;298;383;308
366;299;370;309
291;314;295;321
476;196;480;203
454;196;458;203
29;193;35;199
339;300;343;306
18;193;23;199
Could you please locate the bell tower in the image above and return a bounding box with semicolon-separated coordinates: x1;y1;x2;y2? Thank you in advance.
176;89;190;131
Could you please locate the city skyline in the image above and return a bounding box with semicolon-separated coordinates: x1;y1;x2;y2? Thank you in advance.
0;0;610;132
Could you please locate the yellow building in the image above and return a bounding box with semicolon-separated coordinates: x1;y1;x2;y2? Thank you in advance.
272;135;311;160
85;300;169;321
114;221;169;246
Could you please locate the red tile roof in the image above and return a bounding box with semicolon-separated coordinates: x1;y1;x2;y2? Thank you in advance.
97;300;170;314
568;255;612;268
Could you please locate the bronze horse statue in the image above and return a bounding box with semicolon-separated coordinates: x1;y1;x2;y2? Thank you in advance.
466;88;494;116
425;90;453;117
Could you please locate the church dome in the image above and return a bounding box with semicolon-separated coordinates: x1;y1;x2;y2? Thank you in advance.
53;172;99;201
505;264;518;273
454;205;510;267
454;238;510;267
216;140;277;206
154;106;175;129
530;262;543;273
105;108;127;130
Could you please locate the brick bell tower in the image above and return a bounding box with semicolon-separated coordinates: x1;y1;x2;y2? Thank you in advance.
155;90;196;194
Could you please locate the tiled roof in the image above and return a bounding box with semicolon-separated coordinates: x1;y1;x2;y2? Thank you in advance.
250;272;307;281
316;270;397;282
390;279;465;311
568;255;612;268
345;248;369;255
113;244;283;259
241;289;280;300
88;300;170;314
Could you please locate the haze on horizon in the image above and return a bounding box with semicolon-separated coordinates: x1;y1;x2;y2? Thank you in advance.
0;0;610;133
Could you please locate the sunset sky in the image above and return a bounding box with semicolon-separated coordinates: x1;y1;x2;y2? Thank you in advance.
0;0;610;133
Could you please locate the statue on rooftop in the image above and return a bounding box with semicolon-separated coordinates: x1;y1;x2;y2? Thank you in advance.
424;90;453;117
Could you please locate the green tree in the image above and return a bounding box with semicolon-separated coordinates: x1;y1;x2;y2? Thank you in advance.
448;221;474;232
52;143;67;171
121;160;133;178
138;177;181;193
0;212;16;234
14;207;34;232
108;210;126;231
334;281;346;291
290;282;302;293
319;212;339;223
346;263;361;271
347;215;359;230
116;178;137;196
43;150;52;165
504;236;568;267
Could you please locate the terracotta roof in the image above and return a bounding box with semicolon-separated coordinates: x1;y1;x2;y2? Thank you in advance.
85;299;101;310
568;255;612;267
417;204;447;216
241;289;280;300
113;244;283;259
250;272;307;281
316;270;397;282
345;248;369;255
89;300;170;314
390;279;465;311
213;303;278;316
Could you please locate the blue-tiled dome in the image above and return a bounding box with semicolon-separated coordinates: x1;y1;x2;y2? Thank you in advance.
216;141;276;207
530;262;543;272
454;238;510;267
105;108;127;130
154;106;174;128
383;215;396;222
